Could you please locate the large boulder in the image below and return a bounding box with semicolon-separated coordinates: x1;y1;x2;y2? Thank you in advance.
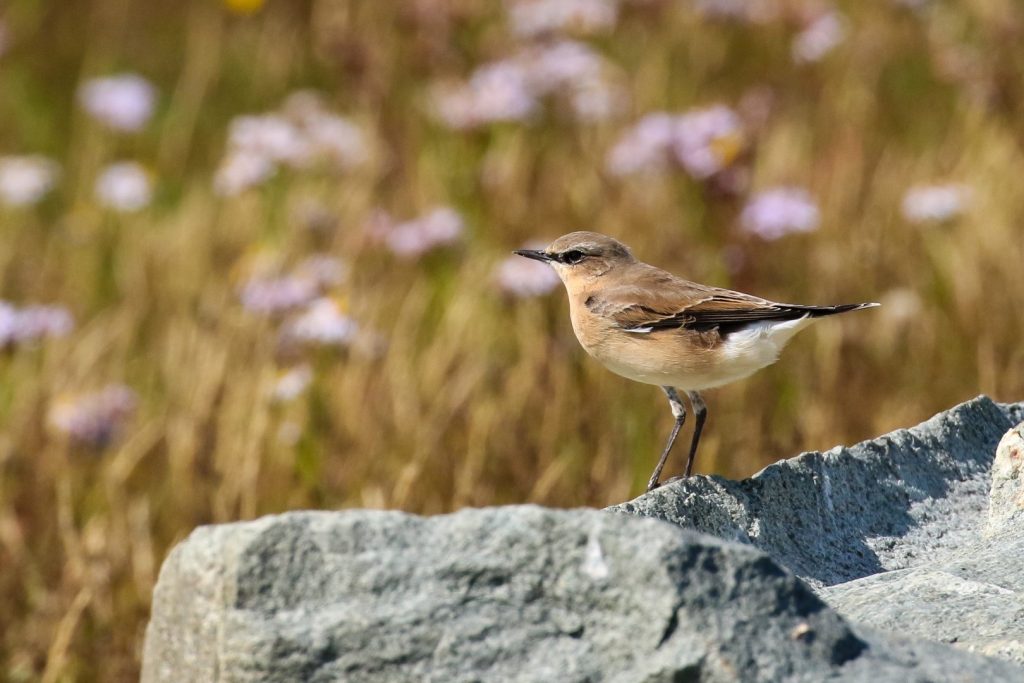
141;506;1016;682
611;395;1024;663
142;396;1024;680
820;418;1024;662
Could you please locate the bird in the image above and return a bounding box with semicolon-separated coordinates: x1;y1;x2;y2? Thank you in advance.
514;231;878;491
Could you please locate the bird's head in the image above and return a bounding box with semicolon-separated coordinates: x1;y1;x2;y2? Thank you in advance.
514;232;635;285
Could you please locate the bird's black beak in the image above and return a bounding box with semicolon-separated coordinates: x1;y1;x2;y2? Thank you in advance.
514;249;554;263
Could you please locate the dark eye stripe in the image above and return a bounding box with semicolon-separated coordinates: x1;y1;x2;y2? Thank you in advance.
560;250;586;264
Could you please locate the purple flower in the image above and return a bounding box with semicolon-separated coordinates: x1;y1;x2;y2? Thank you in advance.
496;247;561;298
281;92;370;169
214;151;276;197
270;364;314;402
294;255;348;289
239;276;320;315
792;12;847;64
281;298;358;347
48;385;137;449
507;0;618;38
740;187;820;240
0;155;60;207
0;301;74;348
901;184;971;224
673;105;746;179
432;62;537;130
227;114;311;167
382;207;465;259
606;113;677;176
214;95;369;195
78;74;156;132
303;113;370;169
95;162;152;212
607;106;746;179
431;41;624;129
695;0;779;23
523;41;624;121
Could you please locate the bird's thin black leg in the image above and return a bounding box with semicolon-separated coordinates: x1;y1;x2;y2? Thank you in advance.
648;386;686;492
683;391;707;477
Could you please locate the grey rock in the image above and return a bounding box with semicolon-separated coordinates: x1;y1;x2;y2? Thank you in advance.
985;421;1024;536
1000;401;1024;428
141;506;1016;682
611;396;1024;665
821;523;1024;663
610;396;1016;588
819;420;1024;662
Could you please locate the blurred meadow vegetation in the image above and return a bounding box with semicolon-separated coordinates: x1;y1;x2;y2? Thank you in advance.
1;0;1024;679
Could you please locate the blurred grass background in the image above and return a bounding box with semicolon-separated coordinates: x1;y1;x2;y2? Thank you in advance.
1;0;1023;679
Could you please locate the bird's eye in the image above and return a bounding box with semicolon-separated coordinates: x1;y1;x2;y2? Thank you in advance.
562;250;586;264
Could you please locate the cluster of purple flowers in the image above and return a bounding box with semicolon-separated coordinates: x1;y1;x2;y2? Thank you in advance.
368;207;466;260
94;162;152;212
0;156;60;207
431;40;625;129
792;11;847;64
494;242;561;298
236;251;362;368
0;301;74;349
606;106;746;180
215;92;370;196
901;184;971;224
47;385;137;449
740;187;820;240
279;298;359;348
238;253;349;315
0;73;159;211
76;73;158;212
695;2;847;63
0;154;152;212
270;364;314;403
506;0;619;38
78;73;156;132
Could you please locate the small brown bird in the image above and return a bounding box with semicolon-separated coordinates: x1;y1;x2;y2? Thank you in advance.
515;231;877;491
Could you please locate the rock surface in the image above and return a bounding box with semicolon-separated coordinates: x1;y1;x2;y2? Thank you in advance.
143;396;1024;681
611;395;1024;664
821;522;1024;663
986;421;1024;536
611;396;1019;587
142;506;1018;682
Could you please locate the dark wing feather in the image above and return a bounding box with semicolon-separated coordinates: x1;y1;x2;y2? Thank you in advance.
586;265;869;335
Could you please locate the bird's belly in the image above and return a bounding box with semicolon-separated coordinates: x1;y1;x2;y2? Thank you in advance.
583;318;812;390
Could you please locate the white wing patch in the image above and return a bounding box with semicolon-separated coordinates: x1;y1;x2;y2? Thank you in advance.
624;326;653;334
720;316;813;367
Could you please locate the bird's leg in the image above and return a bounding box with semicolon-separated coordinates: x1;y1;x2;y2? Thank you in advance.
647;387;686;492
683;391;707;477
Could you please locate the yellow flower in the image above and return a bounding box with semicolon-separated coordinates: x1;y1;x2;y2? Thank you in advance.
709;131;746;167
224;0;265;15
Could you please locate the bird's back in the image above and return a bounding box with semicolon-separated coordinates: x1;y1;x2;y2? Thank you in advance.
567;260;875;390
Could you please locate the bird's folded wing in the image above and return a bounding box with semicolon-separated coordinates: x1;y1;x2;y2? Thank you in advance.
587;278;814;333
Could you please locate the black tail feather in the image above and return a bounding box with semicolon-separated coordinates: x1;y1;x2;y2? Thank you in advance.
689;301;879;334
804;302;880;318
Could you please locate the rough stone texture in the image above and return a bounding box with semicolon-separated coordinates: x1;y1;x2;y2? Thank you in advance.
821;522;1024;663
610;396;1019;588
986;421;1024;536
611;396;1024;665
141;506;1018;683
819;419;1024;662
143;396;1024;680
